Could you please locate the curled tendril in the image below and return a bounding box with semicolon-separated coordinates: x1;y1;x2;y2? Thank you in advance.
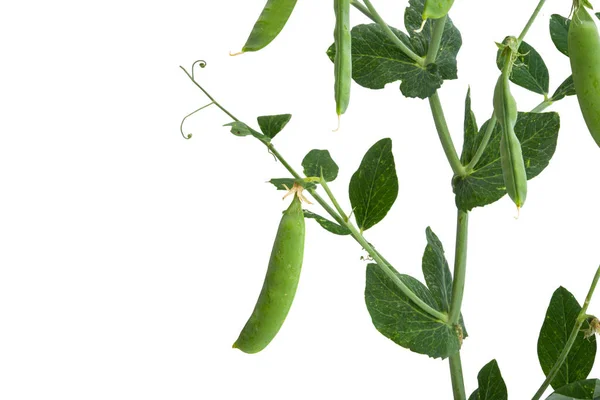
180;102;214;139
191;60;207;80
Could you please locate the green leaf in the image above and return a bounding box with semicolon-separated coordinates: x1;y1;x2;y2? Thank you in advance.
404;0;462;81
454;112;560;211
475;360;508;400
224;121;269;143
468;390;479;400
552;76;576;101
349;138;398;231
301;150;339;182
547;379;600;399
422;228;468;339
365;263;460;359
550;14;570;57
538;287;596;390
460;88;480;165
303;210;350;236
257;114;292;139
422;227;453;312
325;4;461;100
496;39;549;95
326;24;439;99
269;178;316;191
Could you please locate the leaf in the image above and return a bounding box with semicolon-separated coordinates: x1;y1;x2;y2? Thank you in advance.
403;0;462;81
257;114;292;139
269;178;315;191
422;228;453;312
224;121;269;143
552;76;576;102
475;360;508;400
301;150;339;182
538;287;596;390
324;3;462;100
349;138;398;231
326;24;440;99
496;39;549;95
550;14;570;57
460;88;480;165
454;112;560;211
365;263;460;359
422;228;468;339
468;390;479;400
303;210;350;236
546;379;600;399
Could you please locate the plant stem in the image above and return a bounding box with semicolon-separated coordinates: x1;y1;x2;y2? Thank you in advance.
465;115;497;174
362;0;425;65
423;16;468;400
180;65;238;122
429;93;466;177
449;353;467;400
423;16;465;178
517;0;549;46
448;210;469;324
349;0;373;20
320;178;349;222
180;67;448;322
531;99;553;113
425;16;447;65
531;265;600;400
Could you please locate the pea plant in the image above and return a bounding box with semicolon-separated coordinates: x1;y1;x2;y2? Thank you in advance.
182;0;600;398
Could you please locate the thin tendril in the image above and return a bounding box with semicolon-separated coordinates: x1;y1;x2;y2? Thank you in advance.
191;60;207;80
180;102;215;139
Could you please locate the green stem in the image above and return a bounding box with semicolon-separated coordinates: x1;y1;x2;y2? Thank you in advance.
349;0;373;20
429;93;466;177
362;0;425;65
320;178;349;222
531;265;600;400
531;99;553;113
449;353;467;400
517;0;549;46
181;67;448;322
425;16;447;65
180;65;238;122
465;115;497;174
423;16;465;178
448;210;469;324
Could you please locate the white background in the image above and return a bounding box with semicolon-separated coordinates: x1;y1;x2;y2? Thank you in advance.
1;0;600;399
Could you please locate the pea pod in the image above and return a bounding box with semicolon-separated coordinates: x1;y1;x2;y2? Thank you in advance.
568;0;600;147
239;0;298;53
422;0;455;21
334;0;352;118
233;193;305;354
493;66;528;209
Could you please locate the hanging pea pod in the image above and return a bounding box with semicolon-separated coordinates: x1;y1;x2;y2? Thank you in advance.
236;0;298;54
423;0;456;21
494;39;528;210
233;190;306;354
334;0;352;122
568;0;600;147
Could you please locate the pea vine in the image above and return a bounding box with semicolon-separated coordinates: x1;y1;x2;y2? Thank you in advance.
182;0;600;398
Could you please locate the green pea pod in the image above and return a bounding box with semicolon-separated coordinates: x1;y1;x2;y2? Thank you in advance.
423;0;455;20
240;0;298;53
493;73;528;209
568;0;600;147
233;194;305;354
334;0;352;118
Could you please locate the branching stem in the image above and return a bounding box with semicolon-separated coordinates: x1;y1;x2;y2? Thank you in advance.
361;0;425;65
181;67;447;323
531;265;600;400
